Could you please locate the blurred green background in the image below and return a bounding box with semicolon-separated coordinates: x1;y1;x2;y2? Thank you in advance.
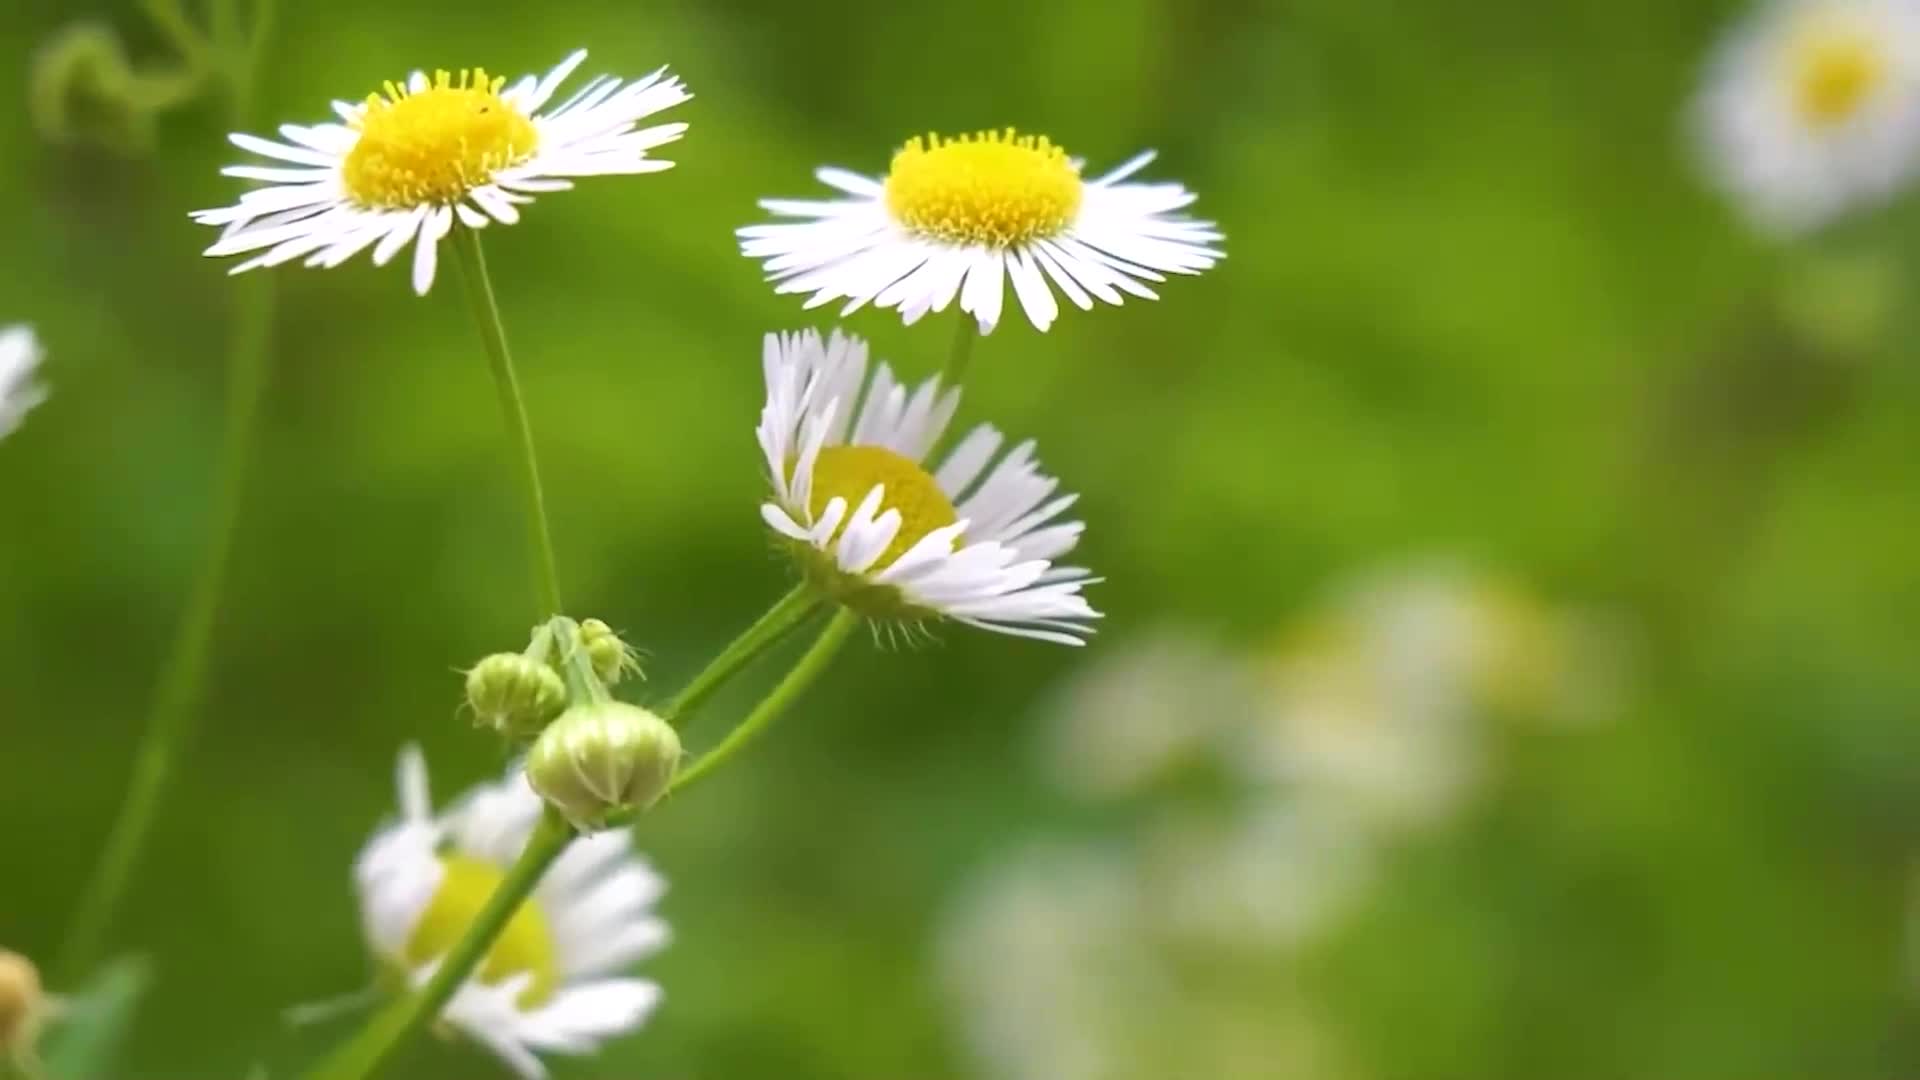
3;0;1920;1077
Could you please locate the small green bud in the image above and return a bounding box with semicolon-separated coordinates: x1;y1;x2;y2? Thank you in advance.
578;618;643;686
464;653;566;738
525;702;680;827
0;949;45;1056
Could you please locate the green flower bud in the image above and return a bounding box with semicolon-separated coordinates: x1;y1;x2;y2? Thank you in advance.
578;618;643;686
525;702;680;827
464;653;566;738
0;949;45;1056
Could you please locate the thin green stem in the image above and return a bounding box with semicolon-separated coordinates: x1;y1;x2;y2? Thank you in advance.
661;584;820;727
941;312;978;389
59;272;276;982
662;609;859;799
449;229;564;621
301;811;574;1080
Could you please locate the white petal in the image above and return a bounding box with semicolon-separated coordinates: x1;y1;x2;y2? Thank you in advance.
411;206;454;295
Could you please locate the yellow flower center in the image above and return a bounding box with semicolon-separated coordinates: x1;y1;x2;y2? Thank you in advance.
884;129;1083;248
806;445;959;570
404;855;557;1008
1789;25;1887;128
342;69;539;209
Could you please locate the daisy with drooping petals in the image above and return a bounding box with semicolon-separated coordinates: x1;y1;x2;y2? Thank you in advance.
1696;0;1920;234
0;326;46;441
739;130;1223;333
353;746;669;1079
193;51;690;294
757;329;1100;645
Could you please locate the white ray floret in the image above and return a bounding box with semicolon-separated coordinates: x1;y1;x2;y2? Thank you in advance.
757;329;1100;645
739;130;1223;333
0;326;46;440
193;50;691;294
351;745;669;1079
1695;0;1920;233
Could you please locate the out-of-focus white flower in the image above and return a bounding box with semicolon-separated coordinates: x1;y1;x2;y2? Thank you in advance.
940;845;1148;1080
1140;807;1376;953
1695;0;1920;234
0;326;47;440
1040;629;1259;800
193;51;690;294
939;842;1355;1080
739;130;1223;333
1241;565;1608;829
353;746;669;1079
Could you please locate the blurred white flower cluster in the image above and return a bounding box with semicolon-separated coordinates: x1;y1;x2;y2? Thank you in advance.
1695;0;1920;234
939;561;1625;1080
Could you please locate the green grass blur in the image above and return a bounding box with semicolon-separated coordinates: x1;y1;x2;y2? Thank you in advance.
2;0;1919;1077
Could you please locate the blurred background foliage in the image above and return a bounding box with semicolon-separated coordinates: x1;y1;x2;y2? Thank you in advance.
2;0;1919;1077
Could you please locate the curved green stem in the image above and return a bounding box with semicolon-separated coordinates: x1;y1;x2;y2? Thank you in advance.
942;312;978;389
661;584;820;727
59;273;276;982
661;609;859;799
449;229;564;621
301;810;573;1080
137;0;210;72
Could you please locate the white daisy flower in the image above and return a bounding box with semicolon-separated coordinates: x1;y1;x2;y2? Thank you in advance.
1696;0;1920;234
353;745;669;1079
0;326;46;441
757;328;1099;645
738;129;1223;333
192;50;691;294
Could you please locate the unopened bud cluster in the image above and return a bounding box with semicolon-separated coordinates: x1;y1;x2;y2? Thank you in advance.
462;617;676;828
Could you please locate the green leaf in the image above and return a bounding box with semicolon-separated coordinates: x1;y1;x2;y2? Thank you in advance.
38;955;151;1080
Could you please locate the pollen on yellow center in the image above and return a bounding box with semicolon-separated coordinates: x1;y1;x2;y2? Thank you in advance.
884;129;1083;248
404;855;558;1008
1789;26;1887;128
343;69;538;209
806;445;959;569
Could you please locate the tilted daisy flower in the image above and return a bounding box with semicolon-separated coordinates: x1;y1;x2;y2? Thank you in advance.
0;326;46;440
192;51;690;294
739;129;1223;333
354;746;669;1079
1696;0;1920;234
757;329;1099;644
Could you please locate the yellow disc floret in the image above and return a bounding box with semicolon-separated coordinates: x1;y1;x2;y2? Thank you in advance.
404;855;558;1007
806;445;959;570
1788;24;1887;128
884;129;1083;248
343;69;538;209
